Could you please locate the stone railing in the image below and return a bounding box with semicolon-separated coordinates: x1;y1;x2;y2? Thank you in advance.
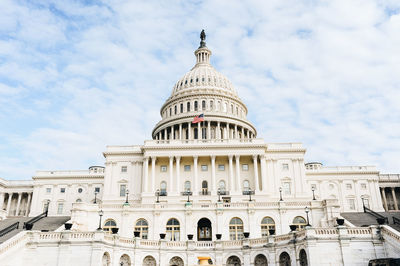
0;231;29;257
381;226;400;243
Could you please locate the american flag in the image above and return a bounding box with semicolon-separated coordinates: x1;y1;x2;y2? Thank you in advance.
192;114;204;123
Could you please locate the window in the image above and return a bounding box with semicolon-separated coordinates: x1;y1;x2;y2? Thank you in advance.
121;166;127;173
161;165;167;172
293;216;307;230
202;181;208;195
174;105;177;115
184;165;191;172
201;165;208;171
283;182;291;195
57;203;64;214
120;184;126;197
229;217;244;240
95;187;100;193
135;219;148;239
242;164;249;171
282;163;289;170
210;100;213;110
78;188;83;193
243;180;250;191
46;188;51;194
261;217;275;236
202;100;206;110
194;101;198;111
76;199;82;203
169;108;171;116
180;103;183;113
346;183;352;190
231;104;233;113
60;188;65;193
187;102;190;112
223;102;227;112
218;164;225;171
362;198;370;208
361;183;367;190
166;218;180;241
103;219;117;233
219;180;226;191
184;181;191;191
348;198;355;210
160;181;167;193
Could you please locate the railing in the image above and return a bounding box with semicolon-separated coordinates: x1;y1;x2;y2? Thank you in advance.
23;210;48;229
199;191;211;195
393;216;400;226
0;222;19;238
363;206;388;224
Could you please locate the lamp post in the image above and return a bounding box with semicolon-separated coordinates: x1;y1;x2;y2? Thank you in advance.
361;196;366;212
279;187;283;201
305;206;311;227
184;189;192;203
155;189;160;203
311;187;316;200
125;189;129;204
94;191;98;204
217;188;222;202
97;209;104;230
45;199;50;216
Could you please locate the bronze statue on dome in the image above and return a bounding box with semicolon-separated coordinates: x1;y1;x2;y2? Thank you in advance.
199;29;206;48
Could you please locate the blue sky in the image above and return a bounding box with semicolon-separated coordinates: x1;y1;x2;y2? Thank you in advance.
1;0;400;180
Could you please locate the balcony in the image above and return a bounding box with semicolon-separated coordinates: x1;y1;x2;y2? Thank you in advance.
199;191;211;196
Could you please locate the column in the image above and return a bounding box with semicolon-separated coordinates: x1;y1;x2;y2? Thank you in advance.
380;187;388;211
171;126;175;140
26;192;32;217
194;156;199;194
234;125;238;139
188;122;191;140
6;193;12;216
229;156;234;191
391;187;398;210
235;155;241;191
241;127;244;139
179;123;182;140
226;123;230;139
176;156;181;192
253;155;260;192
207;121;211;140
260;155;267;192
217;122;220;139
354;180;360;211
169;156;174;193
16;192;22;216
0;192;4;211
211;156;216;193
143;157;149;193
164;128;167;140
151;157;156;192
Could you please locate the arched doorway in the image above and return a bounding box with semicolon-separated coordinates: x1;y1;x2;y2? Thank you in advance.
119;254;131;266
198;218;212;241
169;256;184;266
143;255;156;266
227;255;241;266
299;249;308;266
279;252;291;266
254;254;268;266
102;252;110;266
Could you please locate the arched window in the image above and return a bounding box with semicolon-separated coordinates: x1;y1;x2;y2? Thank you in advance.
180;103;183;113
243;180;250;191
217;101;221;111
184;181;191;192
202;100;206;110
223;102;227;112
143;256;156;266
134;219;148;239
299;249;308;266
279;252;291;266
218;180;226;191
169;256;184;266
194;101;198;111
103;219;117;233
119;254;131;266
76;199;82;203
102;252;111;266
160;181;167;194
166;218;180;241
229;217;244;240
210;100;213;110
174;105;177;115
202;181;208;195
187;102;191;112
227;256;241;266
261;216;275;236
293;216;307;230
254;254;268;266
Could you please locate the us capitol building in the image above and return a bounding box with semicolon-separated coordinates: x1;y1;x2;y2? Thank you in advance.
0;31;399;266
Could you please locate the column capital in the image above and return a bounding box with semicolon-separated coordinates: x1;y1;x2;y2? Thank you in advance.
143;157;149;162
252;154;258;160
175;156;181;162
210;155;216;160
151;156;157;161
169;156;174;161
235;155;240;160
259;154;266;160
228;155;233;160
193;155;198;160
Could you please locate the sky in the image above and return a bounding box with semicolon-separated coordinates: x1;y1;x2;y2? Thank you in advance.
0;0;399;180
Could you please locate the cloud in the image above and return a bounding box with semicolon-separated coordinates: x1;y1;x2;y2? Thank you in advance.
0;0;399;180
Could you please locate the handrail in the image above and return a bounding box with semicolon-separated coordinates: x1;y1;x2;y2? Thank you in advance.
393;216;400;225
0;222;19;238
23;210;48;229
363;206;388;224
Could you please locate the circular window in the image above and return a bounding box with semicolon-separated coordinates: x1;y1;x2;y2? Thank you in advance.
78;188;83;193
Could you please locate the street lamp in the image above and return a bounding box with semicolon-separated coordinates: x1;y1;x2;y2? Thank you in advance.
217;188;222;202
155;189;160;203
361;196;366;212
305;206;311;227
94;191;98;204
311;186;316;201
97;209;104;230
125;189;129;204
279;187;283;201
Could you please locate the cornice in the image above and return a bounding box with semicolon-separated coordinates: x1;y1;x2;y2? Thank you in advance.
33;174;105;180
306;171;379;176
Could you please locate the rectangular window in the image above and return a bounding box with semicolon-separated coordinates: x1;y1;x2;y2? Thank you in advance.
184;165;191;171
60;188;65;193
242;164;249;171
95;187;100;193
346;183;352;190
201;165;208;171
311;184;317;190
160;165;167;172
57;203;64;214
282;163;289;170
121;166;127;173
348;199;355;210
120;184;126;197
218;164;225;171
180;103;183;113
361;183;367;190
283;182;291;195
46;188;51;194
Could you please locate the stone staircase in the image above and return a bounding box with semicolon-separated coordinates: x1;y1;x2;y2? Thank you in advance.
341;212;400;232
0;216;70;243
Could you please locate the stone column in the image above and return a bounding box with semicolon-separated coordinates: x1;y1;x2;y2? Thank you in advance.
207;121;211;140
235;155;241;191
151;157;156;192
194;156;199;194
143;157;149;193
234;125;238;139
169;156;174;193
188;122;191;140
6;193;12;216
391;187;398;210
217;122;221;139
253;155;260;192
16;192;22;216
26;192;32;217
211;155;216;193
0;192;4;211
226;123;230;139
164;128;167;140
179;123;182;140
260;155;267;192
381;187;388;211
229;155;234;192
241;127;244;139
176;156;181;193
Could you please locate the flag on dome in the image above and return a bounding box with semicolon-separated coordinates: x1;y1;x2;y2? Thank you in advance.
192;114;204;123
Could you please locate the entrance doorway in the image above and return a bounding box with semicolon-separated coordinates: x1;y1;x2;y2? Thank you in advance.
197;218;212;241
